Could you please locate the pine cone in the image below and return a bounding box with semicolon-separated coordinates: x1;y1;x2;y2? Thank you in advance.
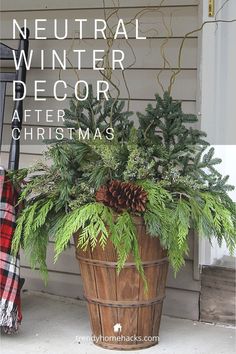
95;180;147;213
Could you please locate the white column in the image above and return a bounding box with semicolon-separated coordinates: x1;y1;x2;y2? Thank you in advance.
198;0;236;266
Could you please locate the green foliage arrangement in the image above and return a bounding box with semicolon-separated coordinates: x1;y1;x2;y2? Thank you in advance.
10;87;236;286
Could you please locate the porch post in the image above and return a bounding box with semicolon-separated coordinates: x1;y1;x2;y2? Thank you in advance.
198;0;236;266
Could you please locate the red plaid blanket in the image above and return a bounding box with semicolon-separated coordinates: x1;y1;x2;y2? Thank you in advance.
0;169;22;334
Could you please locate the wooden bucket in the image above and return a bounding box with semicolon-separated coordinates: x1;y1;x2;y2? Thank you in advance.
74;216;168;350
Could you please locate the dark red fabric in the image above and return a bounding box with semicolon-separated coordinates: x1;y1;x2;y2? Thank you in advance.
0;171;22;333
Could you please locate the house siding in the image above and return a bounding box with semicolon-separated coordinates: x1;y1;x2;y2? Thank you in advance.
0;0;200;320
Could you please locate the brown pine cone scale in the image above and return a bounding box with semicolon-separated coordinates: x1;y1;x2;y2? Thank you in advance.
95;180;147;213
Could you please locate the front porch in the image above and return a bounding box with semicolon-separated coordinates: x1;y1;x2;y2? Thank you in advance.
1;291;235;354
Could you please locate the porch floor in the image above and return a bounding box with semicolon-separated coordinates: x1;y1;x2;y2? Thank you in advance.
1;291;235;354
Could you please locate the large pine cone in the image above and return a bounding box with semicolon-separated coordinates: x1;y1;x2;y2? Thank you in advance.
96;180;147;213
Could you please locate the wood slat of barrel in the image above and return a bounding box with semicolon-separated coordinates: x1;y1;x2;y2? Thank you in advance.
74;216;168;350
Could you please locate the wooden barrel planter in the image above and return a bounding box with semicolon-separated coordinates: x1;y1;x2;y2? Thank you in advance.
74;216;168;350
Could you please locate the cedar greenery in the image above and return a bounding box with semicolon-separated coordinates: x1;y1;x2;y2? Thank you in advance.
10;88;236;286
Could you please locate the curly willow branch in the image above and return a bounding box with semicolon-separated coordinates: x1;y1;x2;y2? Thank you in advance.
98;0;169;121
168;19;236;94
57;1;236;114
156;10;174;93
